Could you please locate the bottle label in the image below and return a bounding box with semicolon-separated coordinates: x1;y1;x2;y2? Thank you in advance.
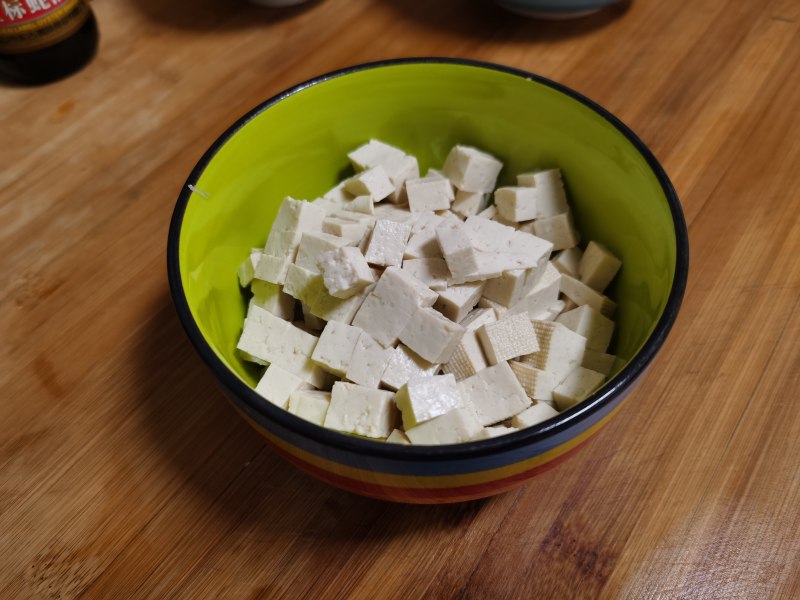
0;0;90;54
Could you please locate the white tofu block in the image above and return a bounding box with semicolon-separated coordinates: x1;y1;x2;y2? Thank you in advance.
396;374;465;429
451;189;490;219
494;186;538;222
287;390;331;426
310;283;373;325
580;241;622;292
348;140;406;171
476;204;497;220
496;230;554;272
283;264;326;306
238;248;263;287
522;320;587;384
250;279;295;320
322;217;370;243
255;364;311;409
406;176;454;212
295;231;352;273
436;220;479;283
532;212;580;251
477;313;539;364
553;367;606;410
405;406;483;445
442;145;503;193
458;362;531;426
324;382;396;439
373;202;419;224
508;361;558;401
387;155;421;203
254;254;293;285
402;257;450;291
434;281;484;323
310;321;363;377
344;165;395;201
318;246;376;299
511;402;560;428
373;266;438;308
582;349;616;375
264;230;304;257
301;303;326;331
380;344;440;391
460;307;498;331
400;306;466;364
463;215;515;253
364;219;412;267
346;195;375;215
322;180;355;204
482;265;544;308
331;209;377;226
441;308;496;381
556;304;615;352
386;429;411;444
271;197;327;234
477;295;508;319
551;247;583;277
404;213;444;259
507;262;562;318
560;274;617;317
346;331;394;388
515;169;569;218
531;299;566;322
472;425;515;440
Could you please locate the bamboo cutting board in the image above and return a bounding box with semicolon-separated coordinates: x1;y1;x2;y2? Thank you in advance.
1;0;799;597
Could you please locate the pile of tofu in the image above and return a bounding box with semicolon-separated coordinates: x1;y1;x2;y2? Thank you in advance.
236;141;622;445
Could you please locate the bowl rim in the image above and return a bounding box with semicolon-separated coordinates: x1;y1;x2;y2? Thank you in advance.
167;57;689;462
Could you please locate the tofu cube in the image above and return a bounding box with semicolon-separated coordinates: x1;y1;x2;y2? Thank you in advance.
522;320;587;383
473;425;515;440
515;169;569;217
387;155;421;203
551;246;583;277
436;220;479;283
434;281;484;323
511;402;560;428
318;246;376;299
322;180;355;204
348;139;406;171
560;274;617;317
364;219;412;267
372;266;438;307
386;429;411;444
399;306;466;364
324;382;396;439
402;257;451;291
482;265;544;308
458;362;531;426
381;344;440;391
442;145;503;193
405;406;483;445
283;264;326;306
477;312;539;364
553;367;606;410
441;307;496;381
309;282;373;325
451;189;490;219
581;349;617;375
346;331;394;388
238;248;263;287
507;262;562;318
310;321;363;377
287;390;331;426
579;241;622;292
396;374;465;429
255;364;312;409
556;304;615;352
254;254;294;285
250;279;295;320
346;195;375;215
532;212;580;251
295;231;352;273
406;176;455;212
271;197;327;233
494;186;538;222
404;212;444;259
322;216;371;243
344;165;395;201
508;361;558;401
301;303;326;331
477;296;508;319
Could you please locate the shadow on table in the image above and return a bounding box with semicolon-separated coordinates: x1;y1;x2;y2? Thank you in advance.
133;290;497;545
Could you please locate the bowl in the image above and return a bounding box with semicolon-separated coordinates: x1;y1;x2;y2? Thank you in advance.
494;0;623;19
167;58;688;504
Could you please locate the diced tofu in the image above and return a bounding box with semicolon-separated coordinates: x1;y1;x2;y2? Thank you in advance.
381;344;440;391
364;219;412;267
310;321;363;377
254;254;293;285
451;189;490;218
521;320;587;383
494;187;538;222
515;169;569;217
344;165;395;201
556;304;615;352
324;382;396;439
404;212;444;259
560;274;617;317
287;390;331;426
406;176;454;212
396;374;465;429
301;303;326;331
476;204;498;220
255;364;311;409
436;220;479;283
263;230;304;258
283;264;326;306
551;247;583;277
472;425;515;440
250;279;295;320
271;197;327;233
511;402;559;428
386;429;411;444
322;216;371;243
347;195;375;215
373;266;438;307
507;262;562;318
434;281;484;322
579;241;622;292
477;295;508;319
458;362;531;426
405;406;483;445
346;331;394;388
482;265;544;308
582;349;617;375
402;257;450;291
496;230;554;272
348;139;406;171
441;308;497;381
322;180;355;204
552;367;606;410
400;306;466;364
309;282;373;325
508;361;558;401
373;202;418;224
463;215;515;253
531;212;580;251
318;246;375;299
238;248;263;287
387;155;421;203
530;298;566;322
442;145;503;193
477;313;539;364
295;231;353;273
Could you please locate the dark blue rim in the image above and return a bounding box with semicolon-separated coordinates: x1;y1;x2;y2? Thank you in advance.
166;57;689;462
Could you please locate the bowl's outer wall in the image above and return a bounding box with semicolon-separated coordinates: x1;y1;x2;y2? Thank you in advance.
171;60;685;503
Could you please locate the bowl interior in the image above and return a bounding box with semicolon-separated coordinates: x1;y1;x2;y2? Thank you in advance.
176;62;677;389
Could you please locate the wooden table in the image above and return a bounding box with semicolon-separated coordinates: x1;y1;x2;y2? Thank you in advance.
2;0;798;597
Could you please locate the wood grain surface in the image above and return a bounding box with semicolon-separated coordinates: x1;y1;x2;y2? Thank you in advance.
2;0;799;598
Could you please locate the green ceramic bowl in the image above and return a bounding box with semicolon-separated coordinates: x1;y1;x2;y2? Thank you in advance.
167;58;688;503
